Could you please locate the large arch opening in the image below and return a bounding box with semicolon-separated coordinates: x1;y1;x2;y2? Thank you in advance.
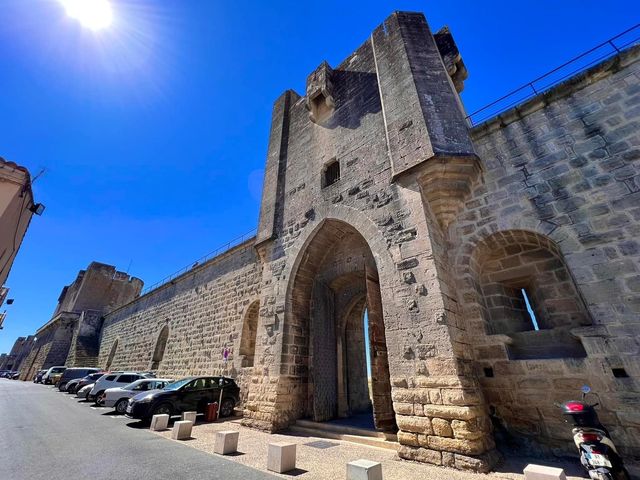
283;219;396;432
457;229;592;454
150;325;169;371
105;339;118;370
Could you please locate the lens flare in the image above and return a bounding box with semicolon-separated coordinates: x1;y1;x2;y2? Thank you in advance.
60;0;113;30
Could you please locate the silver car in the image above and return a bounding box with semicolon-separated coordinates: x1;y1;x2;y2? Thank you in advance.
102;378;173;413
76;383;95;400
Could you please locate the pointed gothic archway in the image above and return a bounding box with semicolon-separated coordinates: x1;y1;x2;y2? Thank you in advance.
150;325;169;371
284;219;397;432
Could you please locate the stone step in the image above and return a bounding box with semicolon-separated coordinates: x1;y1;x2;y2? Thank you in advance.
294;419;396;440
289;423;398;451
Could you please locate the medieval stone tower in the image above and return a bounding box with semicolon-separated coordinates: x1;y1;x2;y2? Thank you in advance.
19;262;142;380
32;10;636;473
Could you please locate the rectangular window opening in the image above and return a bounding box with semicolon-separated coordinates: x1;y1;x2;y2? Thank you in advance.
323;160;340;188
483;367;494;378
521;288;540;331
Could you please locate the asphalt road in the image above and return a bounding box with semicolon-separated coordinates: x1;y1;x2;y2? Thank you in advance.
0;379;276;480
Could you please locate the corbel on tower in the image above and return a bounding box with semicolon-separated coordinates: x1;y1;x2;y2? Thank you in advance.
305;61;335;123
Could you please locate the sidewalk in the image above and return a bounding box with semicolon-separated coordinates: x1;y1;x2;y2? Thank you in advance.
153;417;587;480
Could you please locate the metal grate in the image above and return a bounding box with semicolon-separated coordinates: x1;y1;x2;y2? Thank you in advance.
304;440;340;449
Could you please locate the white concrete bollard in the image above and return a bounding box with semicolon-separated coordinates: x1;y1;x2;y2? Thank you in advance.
524;464;567;480
214;430;239;455
182;411;197;424
267;442;296;473
150;414;170;431
171;420;193;440
347;459;383;480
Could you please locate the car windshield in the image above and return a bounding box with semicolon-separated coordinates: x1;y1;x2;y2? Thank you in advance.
163;378;192;391
123;380;145;390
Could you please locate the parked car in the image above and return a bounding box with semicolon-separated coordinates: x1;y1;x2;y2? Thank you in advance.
69;372;107;394
42;366;66;385
50;372;64;386
77;383;95;400
88;372;153;403
33;370;47;383
125;376;239;421
58;368;101;391
11;372;20;380
101;378;173;414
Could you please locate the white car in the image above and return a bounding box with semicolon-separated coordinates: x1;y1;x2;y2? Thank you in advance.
88;372;152;404
101;378;173;413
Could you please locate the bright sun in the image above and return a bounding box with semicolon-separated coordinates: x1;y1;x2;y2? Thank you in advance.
60;0;113;31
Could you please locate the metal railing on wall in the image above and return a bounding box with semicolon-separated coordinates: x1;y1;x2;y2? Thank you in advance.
466;24;640;126
140;227;258;295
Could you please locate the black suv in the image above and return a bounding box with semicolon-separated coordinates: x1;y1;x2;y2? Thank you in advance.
125;376;239;421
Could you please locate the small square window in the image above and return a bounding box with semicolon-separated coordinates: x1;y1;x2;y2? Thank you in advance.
323;160;340;188
484;367;494;378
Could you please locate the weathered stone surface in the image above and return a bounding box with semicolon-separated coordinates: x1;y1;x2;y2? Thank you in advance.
396;415;433;435
431;418;453;437
398;445;442;465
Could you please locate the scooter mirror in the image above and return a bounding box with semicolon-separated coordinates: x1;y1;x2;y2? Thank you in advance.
581;385;591;394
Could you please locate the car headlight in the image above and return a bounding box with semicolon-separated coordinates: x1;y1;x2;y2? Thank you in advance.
137;394;155;403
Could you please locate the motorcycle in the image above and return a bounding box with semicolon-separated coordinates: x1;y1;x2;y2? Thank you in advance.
559;385;629;480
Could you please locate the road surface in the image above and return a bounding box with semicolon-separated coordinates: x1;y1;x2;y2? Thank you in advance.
0;379;275;480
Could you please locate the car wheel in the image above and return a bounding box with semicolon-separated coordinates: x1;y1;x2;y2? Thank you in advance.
153;403;172;417
94;391;105;405
115;399;128;414
220;399;235;418
84;390;91;401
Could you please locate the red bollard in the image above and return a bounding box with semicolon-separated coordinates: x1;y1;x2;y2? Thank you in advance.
205;402;218;422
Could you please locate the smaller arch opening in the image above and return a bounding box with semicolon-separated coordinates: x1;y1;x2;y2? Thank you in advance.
105;339;118;370
239;301;260;368
150;325;169;371
471;230;589;360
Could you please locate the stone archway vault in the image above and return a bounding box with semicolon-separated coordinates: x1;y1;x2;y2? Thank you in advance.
281;219;397;431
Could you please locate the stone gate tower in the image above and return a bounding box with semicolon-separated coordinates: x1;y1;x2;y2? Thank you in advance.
90;9;640;474
244;12;497;470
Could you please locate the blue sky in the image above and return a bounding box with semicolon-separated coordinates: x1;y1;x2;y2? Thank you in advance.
0;0;636;353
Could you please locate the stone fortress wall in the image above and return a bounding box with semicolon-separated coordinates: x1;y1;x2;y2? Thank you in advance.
97;241;262;402
6;10;639;475
0;335;35;371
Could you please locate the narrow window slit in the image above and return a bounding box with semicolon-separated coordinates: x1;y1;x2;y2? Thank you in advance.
521;288;539;331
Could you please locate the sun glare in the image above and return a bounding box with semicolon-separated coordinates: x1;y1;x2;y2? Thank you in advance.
60;0;113;31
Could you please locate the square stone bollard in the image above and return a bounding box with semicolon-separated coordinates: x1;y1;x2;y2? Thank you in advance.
524;464;567;480
182;411;197;424
171;420;193;440
150;414;170;431
347;459;383;480
214;430;239;455
267;442;296;473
